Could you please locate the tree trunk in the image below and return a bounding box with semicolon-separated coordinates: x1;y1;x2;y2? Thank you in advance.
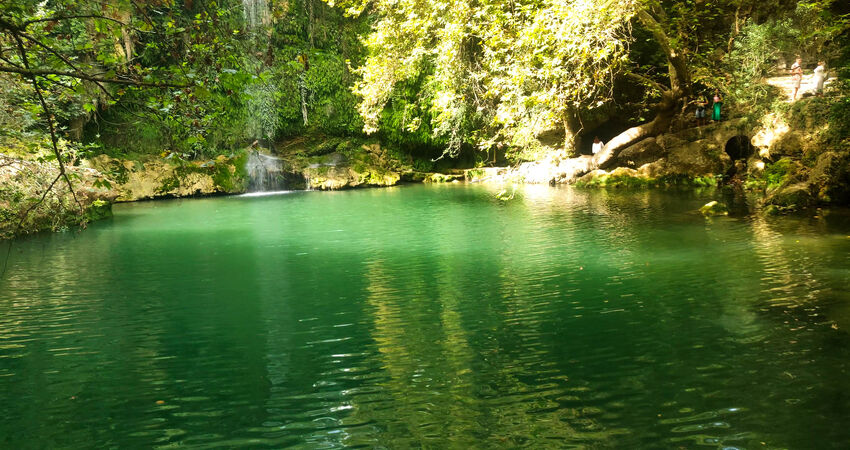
299;72;309;126
307;0;315;48
588;8;692;170
635;9;690;97
562;109;582;155
591;91;677;169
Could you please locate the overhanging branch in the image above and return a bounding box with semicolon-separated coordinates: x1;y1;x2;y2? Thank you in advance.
625;72;668;94
0;65;189;87
22;14;128;27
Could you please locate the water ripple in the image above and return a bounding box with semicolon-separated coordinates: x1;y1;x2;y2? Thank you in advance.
1;185;850;447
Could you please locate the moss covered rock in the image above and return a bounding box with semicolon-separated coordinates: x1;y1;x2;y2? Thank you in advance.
1;153;116;239
87;152;249;201
576;168;656;188
464;167;508;182
424;173;463;183
809;151;850;204
281;139;412;190
302;161;401;190
85;199;113;222
764;182;815;210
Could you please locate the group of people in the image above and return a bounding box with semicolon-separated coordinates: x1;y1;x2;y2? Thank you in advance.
591;57;830;154
791;57;828;100
691;57;829;128
694;92;723;126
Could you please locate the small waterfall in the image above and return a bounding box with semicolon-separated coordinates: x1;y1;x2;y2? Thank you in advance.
242;0;270;29
246;151;299;192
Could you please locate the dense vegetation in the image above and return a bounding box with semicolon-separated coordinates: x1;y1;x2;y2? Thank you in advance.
1;0;849;237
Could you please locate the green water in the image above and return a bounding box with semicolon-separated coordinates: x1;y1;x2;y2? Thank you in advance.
2;184;850;448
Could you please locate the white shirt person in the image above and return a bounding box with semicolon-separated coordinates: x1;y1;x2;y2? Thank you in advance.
592;137;604;155
813;61;827;95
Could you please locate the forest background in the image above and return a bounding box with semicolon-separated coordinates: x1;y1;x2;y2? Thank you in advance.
1;0;849;236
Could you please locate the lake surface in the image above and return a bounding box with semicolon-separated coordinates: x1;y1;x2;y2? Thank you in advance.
2;184;850;448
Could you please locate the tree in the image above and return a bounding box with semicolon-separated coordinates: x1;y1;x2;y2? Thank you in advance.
0;1;193;209
0;0;260;240
596;0;847;167
331;0;638;159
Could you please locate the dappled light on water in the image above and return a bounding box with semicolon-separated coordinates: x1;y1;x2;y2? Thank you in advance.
1;185;849;447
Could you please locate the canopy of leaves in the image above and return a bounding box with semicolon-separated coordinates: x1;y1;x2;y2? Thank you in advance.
345;0;638;158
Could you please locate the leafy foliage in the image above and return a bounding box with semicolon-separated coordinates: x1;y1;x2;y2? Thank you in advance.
1;0;848;166
344;0;638;158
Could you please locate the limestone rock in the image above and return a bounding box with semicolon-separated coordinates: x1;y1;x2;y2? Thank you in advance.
1;153;117;238
809;151;850;203
303;165;400;190
515;161;558;184
656;133;688;150
425;173;463;183
465;167;508;183
576;169;608;185
610;167;640;178
769;130;805;158
636;159;668;178
86;153;248;201
609;137;664;169
666;139;727;176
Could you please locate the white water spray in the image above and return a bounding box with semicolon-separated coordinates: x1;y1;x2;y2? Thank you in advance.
246;151;292;192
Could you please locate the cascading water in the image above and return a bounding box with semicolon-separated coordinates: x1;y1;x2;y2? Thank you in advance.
240;0;306;194
246;151;299;192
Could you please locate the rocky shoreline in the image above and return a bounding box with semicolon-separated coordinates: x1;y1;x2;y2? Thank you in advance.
3;95;848;239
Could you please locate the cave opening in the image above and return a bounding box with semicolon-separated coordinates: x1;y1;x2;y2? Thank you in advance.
724;135;754;160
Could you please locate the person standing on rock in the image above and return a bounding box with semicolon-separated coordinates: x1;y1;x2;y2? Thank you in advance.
592;136;604;155
791;57;803;100
813;61;827;96
695;96;707;126
712;91;723;122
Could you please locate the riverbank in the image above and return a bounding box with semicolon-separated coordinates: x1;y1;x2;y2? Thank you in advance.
2;93;848;240
467;93;850;215
0;140;114;239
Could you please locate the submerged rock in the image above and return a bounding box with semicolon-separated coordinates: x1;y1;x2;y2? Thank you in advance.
699;201;729;216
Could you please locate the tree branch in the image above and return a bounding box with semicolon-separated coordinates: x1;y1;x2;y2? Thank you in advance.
635;9;690;95
12;28;115;99
22;14;128;27
625;72;668;94
0;53;21;68
0;65;189;87
11;33;82;215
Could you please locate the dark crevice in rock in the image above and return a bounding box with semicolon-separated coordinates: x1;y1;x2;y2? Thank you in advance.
725;135;754;160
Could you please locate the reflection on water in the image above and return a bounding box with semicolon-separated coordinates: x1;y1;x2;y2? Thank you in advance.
1;184;849;448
